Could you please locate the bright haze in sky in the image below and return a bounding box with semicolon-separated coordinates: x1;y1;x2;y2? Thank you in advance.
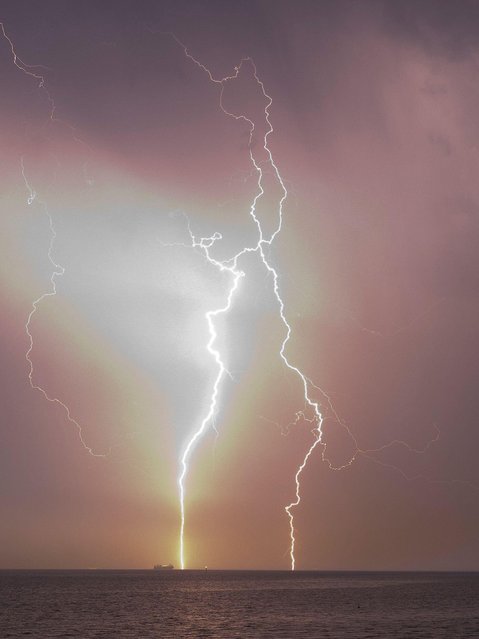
0;0;478;570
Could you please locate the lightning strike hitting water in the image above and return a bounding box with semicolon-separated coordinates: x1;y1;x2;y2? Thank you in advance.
167;35;326;571
177;227;244;570
168;36;471;570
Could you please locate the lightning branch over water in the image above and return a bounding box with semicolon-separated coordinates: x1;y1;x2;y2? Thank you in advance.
167;35;479;570
1;22;107;458
166;34;327;570
176;225;244;570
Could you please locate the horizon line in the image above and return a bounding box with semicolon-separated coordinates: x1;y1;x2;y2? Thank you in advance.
1;568;478;573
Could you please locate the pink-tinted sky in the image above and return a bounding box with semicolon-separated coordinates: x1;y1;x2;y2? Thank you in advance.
1;0;478;570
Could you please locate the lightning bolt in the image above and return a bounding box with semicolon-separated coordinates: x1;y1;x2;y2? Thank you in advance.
163;34;326;570
176;226;244;570
167;35;478;570
2;22;107;458
0;22;51;92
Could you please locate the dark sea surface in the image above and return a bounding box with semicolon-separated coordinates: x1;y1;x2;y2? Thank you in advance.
1;570;478;638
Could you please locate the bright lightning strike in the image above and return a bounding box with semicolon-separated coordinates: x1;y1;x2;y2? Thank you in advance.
166;34;326;571
177;227;244;570
168;36;464;571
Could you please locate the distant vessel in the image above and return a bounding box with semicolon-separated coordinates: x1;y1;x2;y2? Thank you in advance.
153;564;174;570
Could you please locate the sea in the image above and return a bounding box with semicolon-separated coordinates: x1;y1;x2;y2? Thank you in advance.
1;570;478;638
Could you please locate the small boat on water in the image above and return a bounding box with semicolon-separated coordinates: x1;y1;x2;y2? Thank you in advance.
153;563;174;570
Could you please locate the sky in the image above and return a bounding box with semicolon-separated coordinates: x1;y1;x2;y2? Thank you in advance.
0;0;478;570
